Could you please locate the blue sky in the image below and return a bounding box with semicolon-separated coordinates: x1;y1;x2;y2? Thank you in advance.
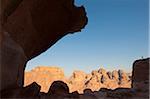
26;0;149;76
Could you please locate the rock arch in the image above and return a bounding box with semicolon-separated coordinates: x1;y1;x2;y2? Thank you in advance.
0;0;88;96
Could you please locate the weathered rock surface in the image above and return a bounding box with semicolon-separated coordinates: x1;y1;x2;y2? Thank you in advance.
1;1;149;98
3;0;88;60
0;0;88;96
25;66;65;92
24;67;131;93
68;71;87;93
0;32;27;91
132;58;149;92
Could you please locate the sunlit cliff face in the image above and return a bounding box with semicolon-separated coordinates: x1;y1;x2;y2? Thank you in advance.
24;66;131;93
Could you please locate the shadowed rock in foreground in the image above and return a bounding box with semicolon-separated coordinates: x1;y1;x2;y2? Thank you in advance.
0;0;87;95
0;0;149;98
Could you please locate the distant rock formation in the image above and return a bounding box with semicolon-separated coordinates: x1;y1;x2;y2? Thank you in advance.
25;66;65;92
24;67;131;93
1;58;149;98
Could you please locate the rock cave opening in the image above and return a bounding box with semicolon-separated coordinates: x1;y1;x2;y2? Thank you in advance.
1;0;149;98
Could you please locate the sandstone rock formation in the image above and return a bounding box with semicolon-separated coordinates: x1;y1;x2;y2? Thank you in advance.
68;71;87;92
0;0;149;98
69;68;131;93
23;58;149;99
0;0;88;96
24;66;65;92
24;66;131;93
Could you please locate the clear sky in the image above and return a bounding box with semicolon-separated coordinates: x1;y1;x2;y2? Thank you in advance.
26;0;149;76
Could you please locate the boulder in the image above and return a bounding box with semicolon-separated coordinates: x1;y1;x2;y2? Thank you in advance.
22;82;41;97
48;81;69;96
83;88;93;94
69;91;80;98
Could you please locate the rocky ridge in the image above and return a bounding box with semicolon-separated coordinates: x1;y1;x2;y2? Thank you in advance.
1;58;149;98
24;66;131;93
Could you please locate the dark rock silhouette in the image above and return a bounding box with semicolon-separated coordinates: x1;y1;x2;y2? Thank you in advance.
106;88;135;98
0;32;27;91
132;58;149;91
0;0;149;98
0;0;88;96
23;82;41;97
1;0;23;25
3;0;88;60
1;82;41;98
48;81;69;96
83;88;93;94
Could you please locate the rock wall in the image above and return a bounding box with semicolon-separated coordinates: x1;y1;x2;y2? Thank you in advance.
132;58;149;96
3;0;88;60
0;0;88;94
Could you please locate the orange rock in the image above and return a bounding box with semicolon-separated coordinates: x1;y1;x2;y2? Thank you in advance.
24;66;131;93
